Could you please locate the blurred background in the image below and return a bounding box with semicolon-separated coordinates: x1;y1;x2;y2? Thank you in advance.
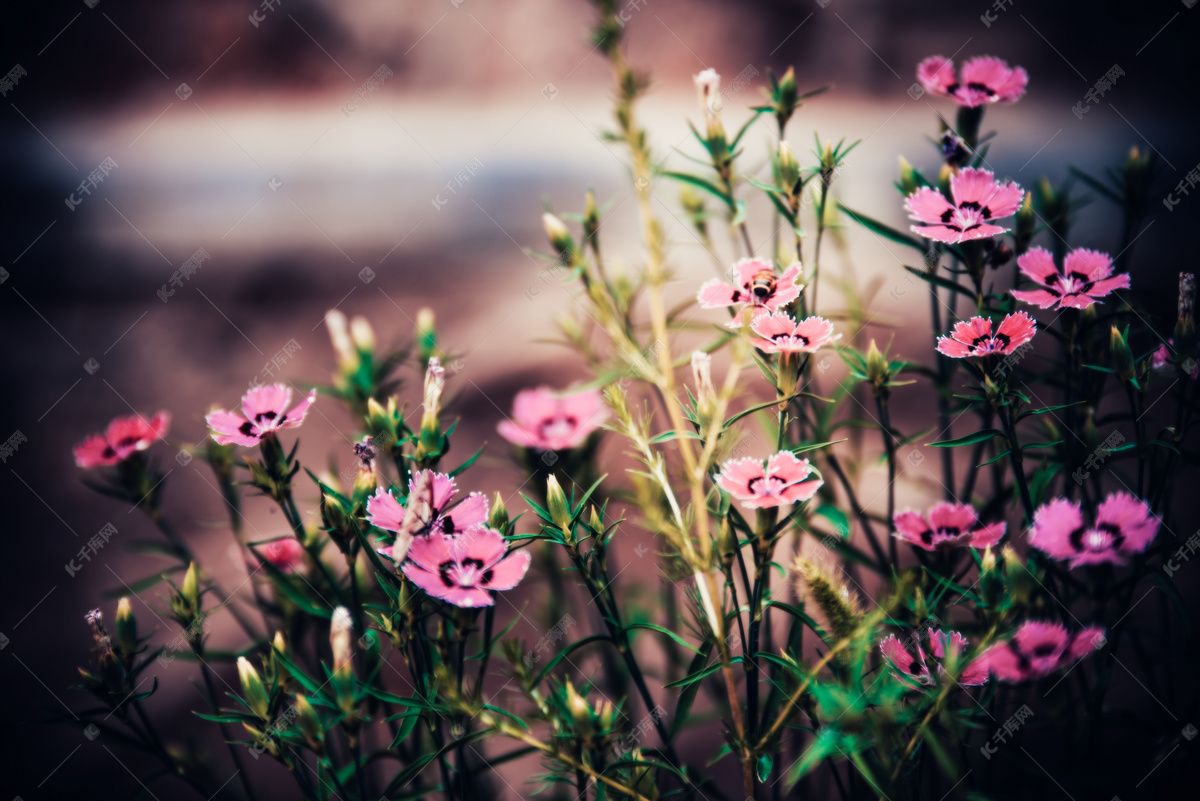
2;0;1198;798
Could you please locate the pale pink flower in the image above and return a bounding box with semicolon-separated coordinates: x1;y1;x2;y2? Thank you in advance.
206;384;316;447
74;412;170;468
1011;247;1130;310
261;538;305;572
917;56;1028;107
367;470;488;552
936;312;1036;358
1027;493;1159;568
982;621;1105;682
905;168;1023;244
698;259;803;319
715;451;823;509
497;387;607;451
749;313;839;354
893;502;1006;551
402;525;531;608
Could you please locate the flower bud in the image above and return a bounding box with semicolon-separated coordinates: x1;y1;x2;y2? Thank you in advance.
349;315;375;354
717;518;738;571
1014;192;1035;255
330;606;354;678
415;307;438;365
773;66;798;129
325;310;357;375
865;339;889;391
488;491;510;532
546;475;572;532
237;656;271;719
583;188;600;249
1110;325;1136;383
564;681;595;737
422;357;446;423
693;68;722;135
1176;272;1196;345
295;694;324;752
115;597;137;659
691;350;715;404
542;213;576;263
778;141;801;192
897;156;920;197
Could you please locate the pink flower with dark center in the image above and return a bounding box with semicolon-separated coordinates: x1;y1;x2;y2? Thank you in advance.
367;471;489;546
1011;247;1130;310
497;387;607;451
401;524;531;608
698;259;803;319
715;451;823;509
74;412;171;468
749;313;839;354
930;630;990;686
905;168;1024;244
206;384;317;447
261;538;305;572
936;312;1036;358
893;502;1006;551
880;629;989;688
1027;492;1159;568
917;56;1028;108
982;621;1105;683
879;634;932;686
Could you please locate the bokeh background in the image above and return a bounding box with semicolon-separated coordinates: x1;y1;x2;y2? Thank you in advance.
3;0;1199;798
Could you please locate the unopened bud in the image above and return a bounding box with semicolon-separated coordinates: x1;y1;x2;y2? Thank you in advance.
543;213;576;262
546;475;572;532
415;307;437;364
115;597;137;658
181;562;200;613
898;156;920;197
865;339;889;389
1110;325;1136;383
349;316;375;354
488;491;509;532
693;68;722;134
295;694;323;751
330;606;353;678
237;656;270;719
325;310;357;373
1014;192;1035;255
778;141;801;191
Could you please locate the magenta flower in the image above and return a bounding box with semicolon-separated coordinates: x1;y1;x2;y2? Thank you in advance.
880;629;989;687
698;259;803;318
206;384;317;447
893;502;1005;551
1027;492;1159;568
1011;247;1130;310
905;168;1024;244
936;311;1036;359
749;313;839;354
401;524;531;608
1151;341;1199;378
74;412;171;468
261;538;305;572
497;387;607;452
715;451;823;509
367;470;488;545
982;621;1105;683
917;56;1028;107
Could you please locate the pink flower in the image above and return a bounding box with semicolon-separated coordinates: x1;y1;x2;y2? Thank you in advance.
936;311;1036;358
1027;492;1159;568
893;502;1006;551
401;524;531;608
206;384;317;447
749;313;839;354
880;629;988;688
917;56;1028;107
367;471;489;550
698;259;803;319
261;538;305;572
880;633;932;685
1011;247;1130;310
1151;341;1199;378
497;387;607;451
74;412;171;468
905;168;1023;244
715;451;823;509
930;631;990;686
982;621;1105;683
